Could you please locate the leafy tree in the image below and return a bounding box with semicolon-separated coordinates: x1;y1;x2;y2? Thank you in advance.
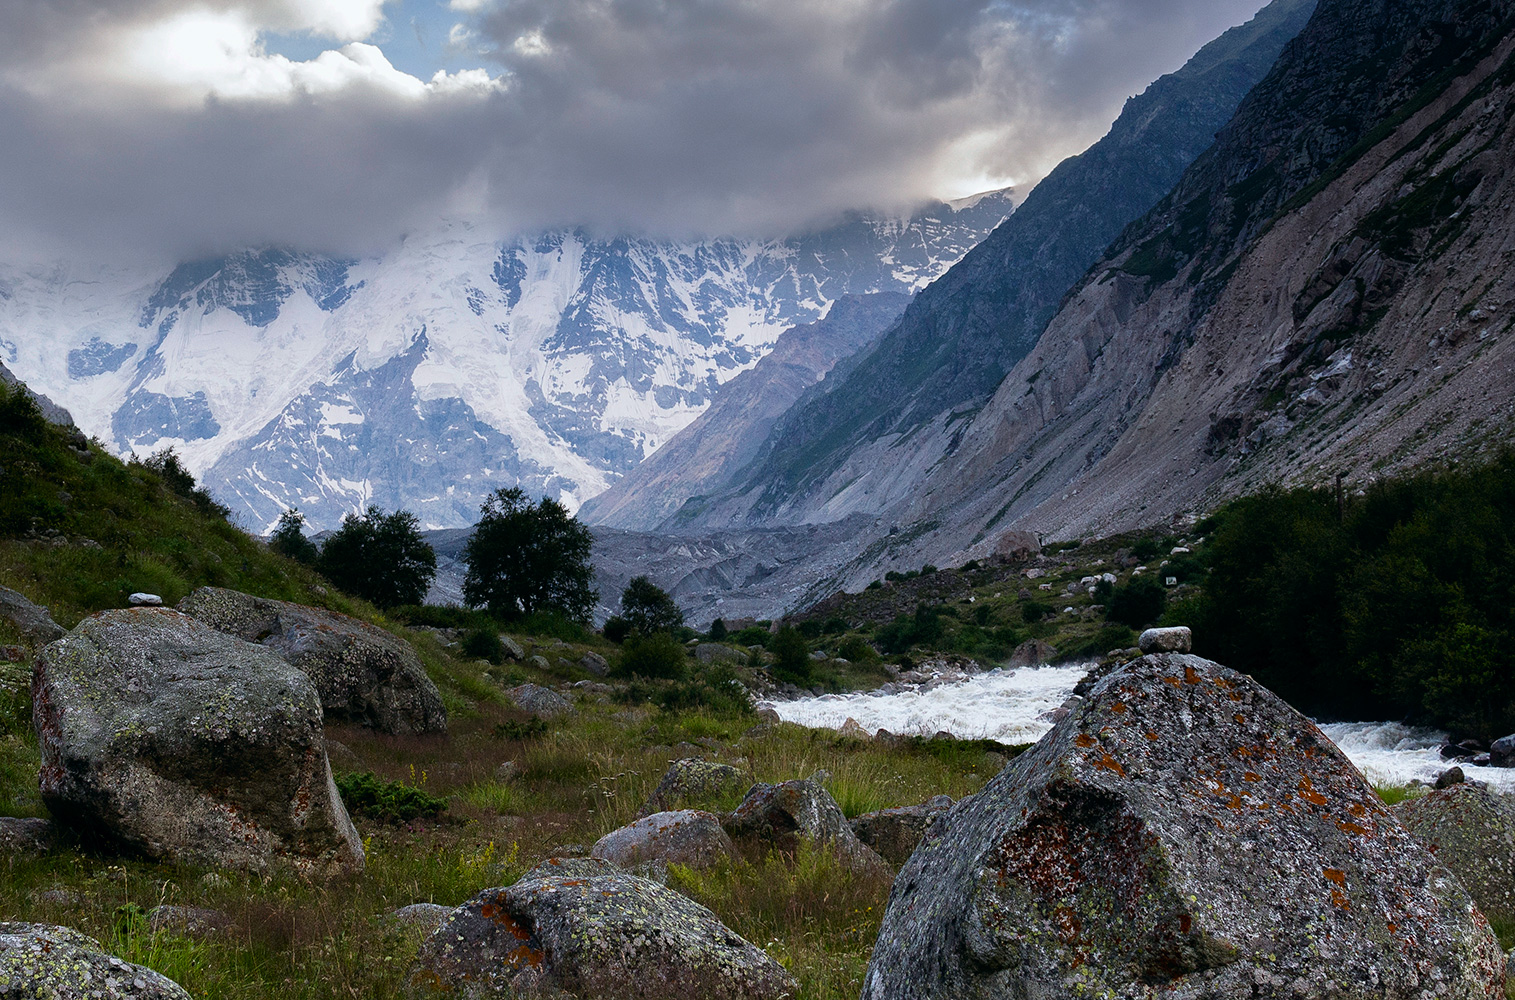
462;487;597;622
317;506;437;609
619;576;684;635
269;508;318;565
771;626;812;685
708;618;728;641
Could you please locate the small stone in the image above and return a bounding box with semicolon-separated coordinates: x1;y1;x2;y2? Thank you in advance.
0;818;57;854
389;903;454;935
128;593;163;606
578;651;609;676
838;718;871;741
1434;766;1465;789
494;761;521;783
499;635;525;660
529;654;550;670
1138;625;1192;653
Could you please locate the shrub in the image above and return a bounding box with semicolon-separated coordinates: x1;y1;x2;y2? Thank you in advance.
463;487;596;622
1020;600;1053;623
334;771;448;823
317;506;437;609
836;636;879;663
798;620;823;639
603;616;632;644
730;626;771;647
642;665;753;716
138;448;230;519
1107;577;1166;629
708;618;728;640
866;580;883;590
770;627;812;685
492;718;549;741
461;628;505;663
613;631;688;680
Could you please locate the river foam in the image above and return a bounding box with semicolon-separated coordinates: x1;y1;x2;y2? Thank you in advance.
766;664;1515;791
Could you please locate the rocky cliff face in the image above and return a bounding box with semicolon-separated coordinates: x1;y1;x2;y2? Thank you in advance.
0;195;1007;532
661;0;1316;535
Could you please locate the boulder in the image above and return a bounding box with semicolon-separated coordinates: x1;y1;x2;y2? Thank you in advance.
146;906;232;938
0;817;57;854
507;683;573;719
390;903;454;935
498;635;525;660
0;923;191;998
1435;766;1465;789
0;585;63;644
1491;733;1515;767
696;643;743;665
724;778;887;875
641;758;745;816
579;651;609;676
592;810;735;869
837;717;871;741
1007;639;1056;668
1138;624;1192;653
1394;782;1515;927
406;857;796;1000
34;608;364;873
178;587;446;735
862;653;1505;999
849;796;953;865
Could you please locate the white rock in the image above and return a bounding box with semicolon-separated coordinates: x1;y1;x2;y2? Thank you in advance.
1138;626;1192;654
128;593;162;606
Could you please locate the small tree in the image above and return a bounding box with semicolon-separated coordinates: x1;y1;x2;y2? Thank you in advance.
619;576;684;636
709;618;728;641
462;487;597;622
771;626;812;686
317;506;436;609
269;508;318;565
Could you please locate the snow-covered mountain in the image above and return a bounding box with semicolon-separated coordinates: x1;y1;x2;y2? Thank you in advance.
0;192;1010;531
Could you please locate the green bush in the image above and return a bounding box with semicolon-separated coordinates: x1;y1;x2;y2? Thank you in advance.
618;576;685;635
771;626;812;685
334;771;448;823
603;616;632;644
836;636;879;663
613;631;688;680
492;718;549;741
1107;577;1166;629
461;628;505;664
641;665;753;716
729;626;771;647
1020;600;1053;623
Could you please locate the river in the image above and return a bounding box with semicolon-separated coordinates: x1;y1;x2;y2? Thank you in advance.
762;663;1515;792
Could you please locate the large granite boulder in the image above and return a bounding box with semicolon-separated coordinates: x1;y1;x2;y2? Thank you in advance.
33;608;364;873
641;758;745;816
406;857;796;999
592;810;735;869
862;653;1506;999
0;922;191;998
0;586;64;645
725;778;887;875
178;587;445;735
1394;782;1515;928
850;796;953;865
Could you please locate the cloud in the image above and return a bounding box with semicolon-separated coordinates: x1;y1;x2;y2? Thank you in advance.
0;0;1274;259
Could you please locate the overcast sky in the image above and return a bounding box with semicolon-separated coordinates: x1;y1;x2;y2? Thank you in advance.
0;0;1272;261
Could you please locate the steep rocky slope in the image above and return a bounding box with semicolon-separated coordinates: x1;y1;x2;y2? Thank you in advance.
579;293;908;530
663;0;1316;534
900;0;1515;563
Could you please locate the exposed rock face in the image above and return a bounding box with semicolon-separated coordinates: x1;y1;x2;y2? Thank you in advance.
0;923;191;998
1394;782;1515;927
592;810;735;869
178;587;446;735
725;778;887;875
33;608;364;872
641;758;746;816
862;653;1505;999
406;857;797;999
850;796;953;866
506;683;573;719
0;585;64;645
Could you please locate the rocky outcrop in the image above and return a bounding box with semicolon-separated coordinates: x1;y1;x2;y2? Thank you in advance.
406;857;796;999
178;587;445;735
641;758;745;816
1394;782;1515;928
33;608;364;873
0;923;191;998
724;778;887;875
849;796;953;866
862;653;1505;998
593;810;735;869
0;586;64;645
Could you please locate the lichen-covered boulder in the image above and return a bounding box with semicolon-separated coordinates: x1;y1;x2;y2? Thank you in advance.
406;857;796;999
0;923;191;998
390;903;453;935
146;906;232;938
1394;782;1515;927
850;796;953;865
593;810;735;869
0;817;57;854
506;683;573;719
725;778;887;875
0;585;63;644
178;587;445;735
641;758;745;816
34;608;364;873
862;653;1506;999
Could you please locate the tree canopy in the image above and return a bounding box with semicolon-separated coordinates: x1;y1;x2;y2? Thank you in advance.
316;506;436;609
269;508;318;565
619;576;684;634
462;487;597;622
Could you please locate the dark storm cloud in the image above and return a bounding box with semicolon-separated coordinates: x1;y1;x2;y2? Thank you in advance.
0;0;1273;259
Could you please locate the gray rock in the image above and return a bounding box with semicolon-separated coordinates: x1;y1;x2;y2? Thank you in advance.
127;593;162;607
507;683;573;719
0;922;191;998
1491;733;1515;766
579;651;609;676
528;654;550;670
1435;766;1465;789
862;653;1505;999
390;903;453;935
1394;781;1515;927
592;810;735;869
696;643;743;665
34;608;364;873
498;635;524;660
178;587;446;735
493;761;520;783
1007;639;1056;668
724;778;887;875
0;817;57;854
145;906;231;938
1138;624;1192;653
0;585;64;644
641;758;745;816
406;858;796;1000
849;796;953;866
